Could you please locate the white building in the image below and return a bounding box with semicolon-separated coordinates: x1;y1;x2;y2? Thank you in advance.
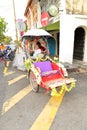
24;0;87;64
59;0;87;64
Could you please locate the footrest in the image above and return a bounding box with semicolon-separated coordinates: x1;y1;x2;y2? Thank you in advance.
45;78;76;89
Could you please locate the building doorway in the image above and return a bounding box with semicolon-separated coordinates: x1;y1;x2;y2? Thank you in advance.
47;37;56;55
73;27;85;60
57;32;59;56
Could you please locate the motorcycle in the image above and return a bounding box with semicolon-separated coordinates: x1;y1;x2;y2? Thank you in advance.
0;46;16;64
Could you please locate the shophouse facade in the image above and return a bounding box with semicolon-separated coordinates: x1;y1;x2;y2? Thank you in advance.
24;0;87;64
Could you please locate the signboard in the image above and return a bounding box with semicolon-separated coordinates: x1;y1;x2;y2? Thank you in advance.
48;5;58;17
16;20;26;31
41;12;50;27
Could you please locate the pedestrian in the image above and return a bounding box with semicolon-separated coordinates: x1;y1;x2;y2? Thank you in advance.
32;42;41;59
0;44;6;52
36;41;49;55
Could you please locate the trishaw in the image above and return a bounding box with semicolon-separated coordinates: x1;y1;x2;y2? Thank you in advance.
22;29;76;96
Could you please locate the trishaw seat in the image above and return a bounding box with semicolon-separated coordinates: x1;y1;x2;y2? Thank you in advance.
34;60;53;72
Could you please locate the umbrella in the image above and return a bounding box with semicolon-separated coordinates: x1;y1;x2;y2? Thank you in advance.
22;29;54;40
22;29;56;56
22;29;56;52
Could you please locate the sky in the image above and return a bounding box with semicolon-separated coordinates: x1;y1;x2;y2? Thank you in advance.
0;0;28;40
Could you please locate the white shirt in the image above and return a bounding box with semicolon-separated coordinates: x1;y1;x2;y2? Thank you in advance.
33;49;41;58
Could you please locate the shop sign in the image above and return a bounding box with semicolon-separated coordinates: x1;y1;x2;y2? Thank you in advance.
48;5;58;17
41;12;50;27
16;20;26;32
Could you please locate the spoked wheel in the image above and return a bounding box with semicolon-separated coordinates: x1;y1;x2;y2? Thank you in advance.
29;70;39;92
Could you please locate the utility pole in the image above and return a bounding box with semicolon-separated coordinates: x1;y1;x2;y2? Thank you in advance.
12;0;18;41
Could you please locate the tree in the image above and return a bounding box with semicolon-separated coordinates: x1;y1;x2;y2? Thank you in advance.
0;17;8;43
4;36;12;44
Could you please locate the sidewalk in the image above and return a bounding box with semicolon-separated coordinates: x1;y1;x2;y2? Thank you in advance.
63;60;87;73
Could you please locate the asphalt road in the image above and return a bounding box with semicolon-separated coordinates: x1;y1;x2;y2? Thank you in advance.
0;61;87;130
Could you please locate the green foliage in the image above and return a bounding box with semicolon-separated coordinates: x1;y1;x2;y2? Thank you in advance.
0;17;13;44
25;23;28;32
0;17;8;43
0;17;7;33
4;36;12;44
14;40;22;47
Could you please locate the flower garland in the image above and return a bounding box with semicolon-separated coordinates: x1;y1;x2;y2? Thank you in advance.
25;59;32;71
24;56;50;71
30;64;41;84
51;81;76;97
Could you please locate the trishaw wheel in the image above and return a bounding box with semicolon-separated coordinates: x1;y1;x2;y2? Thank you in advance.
29;70;39;92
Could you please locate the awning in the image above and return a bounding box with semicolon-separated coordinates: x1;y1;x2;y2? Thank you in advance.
41;21;60;31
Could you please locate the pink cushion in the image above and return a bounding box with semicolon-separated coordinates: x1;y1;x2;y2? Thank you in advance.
34;61;52;72
41;70;58;76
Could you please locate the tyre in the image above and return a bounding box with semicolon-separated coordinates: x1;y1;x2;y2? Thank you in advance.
29;70;39;92
8;52;15;61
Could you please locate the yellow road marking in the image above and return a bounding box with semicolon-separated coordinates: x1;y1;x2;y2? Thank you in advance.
29;91;65;130
3;61;10;74
2;86;32;115
4;71;15;76
3;67;8;74
8;75;26;85
6;61;10;67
